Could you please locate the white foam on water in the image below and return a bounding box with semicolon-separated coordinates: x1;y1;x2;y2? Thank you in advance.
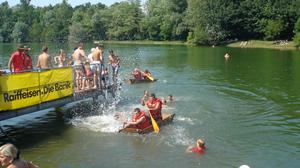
175;115;195;125
160;125;194;146
70;114;123;133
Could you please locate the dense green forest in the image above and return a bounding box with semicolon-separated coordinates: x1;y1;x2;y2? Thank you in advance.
1;0;300;45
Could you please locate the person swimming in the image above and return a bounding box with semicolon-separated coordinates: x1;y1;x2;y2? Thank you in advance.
186;138;206;154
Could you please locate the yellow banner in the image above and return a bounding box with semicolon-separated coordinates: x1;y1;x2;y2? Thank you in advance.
39;68;73;103
0;67;73;111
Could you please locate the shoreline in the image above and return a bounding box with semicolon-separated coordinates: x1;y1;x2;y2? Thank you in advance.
98;40;298;50
225;40;297;50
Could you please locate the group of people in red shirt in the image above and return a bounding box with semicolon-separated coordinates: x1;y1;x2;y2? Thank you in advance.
123;92;163;130
123;90;206;154
8;45;33;73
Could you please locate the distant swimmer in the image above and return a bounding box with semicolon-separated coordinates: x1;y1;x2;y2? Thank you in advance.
123;108;151;131
186;138;206;154
163;94;174;105
224;52;230;60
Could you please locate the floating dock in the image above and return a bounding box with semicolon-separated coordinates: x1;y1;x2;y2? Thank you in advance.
0;67;115;121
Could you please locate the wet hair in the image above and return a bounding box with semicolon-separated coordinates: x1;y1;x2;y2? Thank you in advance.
134;108;140;112
150;93;156;98
0;143;18;160
145;69;149;73
109;49;114;53
197;139;205;147
42;46;48;52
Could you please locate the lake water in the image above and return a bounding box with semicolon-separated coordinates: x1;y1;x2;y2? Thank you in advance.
0;43;300;168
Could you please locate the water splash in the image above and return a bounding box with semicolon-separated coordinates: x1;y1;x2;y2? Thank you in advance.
175;115;195;125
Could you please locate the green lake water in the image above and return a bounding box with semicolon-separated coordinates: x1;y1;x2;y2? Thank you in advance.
0;43;299;168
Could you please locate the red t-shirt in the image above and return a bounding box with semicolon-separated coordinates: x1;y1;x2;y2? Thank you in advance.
24;54;33;70
11;51;26;72
191;147;205;154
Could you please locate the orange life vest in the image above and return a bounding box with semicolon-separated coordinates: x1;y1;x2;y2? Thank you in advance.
132;111;151;130
146;98;162;121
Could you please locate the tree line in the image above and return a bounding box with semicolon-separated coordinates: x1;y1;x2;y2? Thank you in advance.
1;0;300;46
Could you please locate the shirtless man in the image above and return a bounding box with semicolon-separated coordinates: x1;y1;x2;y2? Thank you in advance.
72;43;87;91
108;49;120;83
91;44;104;89
36;46;52;69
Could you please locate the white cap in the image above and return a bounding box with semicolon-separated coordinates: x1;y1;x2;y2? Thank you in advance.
239;165;250;168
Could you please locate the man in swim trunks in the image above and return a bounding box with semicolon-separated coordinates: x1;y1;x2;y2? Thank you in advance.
108;49;120;83
72;43;87;91
91;43;104;89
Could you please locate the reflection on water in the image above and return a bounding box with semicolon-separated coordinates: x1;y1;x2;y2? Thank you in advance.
0;44;300;167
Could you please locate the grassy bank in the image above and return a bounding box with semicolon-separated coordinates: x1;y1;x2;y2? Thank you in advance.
226;40;298;50
97;40;186;45
97;39;298;50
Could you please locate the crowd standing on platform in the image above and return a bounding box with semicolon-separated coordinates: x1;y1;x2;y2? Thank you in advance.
4;43;121;92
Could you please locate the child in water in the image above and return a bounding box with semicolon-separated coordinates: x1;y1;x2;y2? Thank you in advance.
186;139;206;154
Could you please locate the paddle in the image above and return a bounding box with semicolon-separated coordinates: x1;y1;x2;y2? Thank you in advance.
141;71;154;81
149;113;160;133
145;74;154;81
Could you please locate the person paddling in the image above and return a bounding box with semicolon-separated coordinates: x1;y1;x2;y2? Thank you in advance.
145;93;163;121
123;108;151;131
142;69;153;81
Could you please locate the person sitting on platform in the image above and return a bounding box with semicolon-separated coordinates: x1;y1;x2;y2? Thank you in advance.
0;143;39;168
186;138;206;154
132;68;142;80
123;108;151;131
145;93;163;121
